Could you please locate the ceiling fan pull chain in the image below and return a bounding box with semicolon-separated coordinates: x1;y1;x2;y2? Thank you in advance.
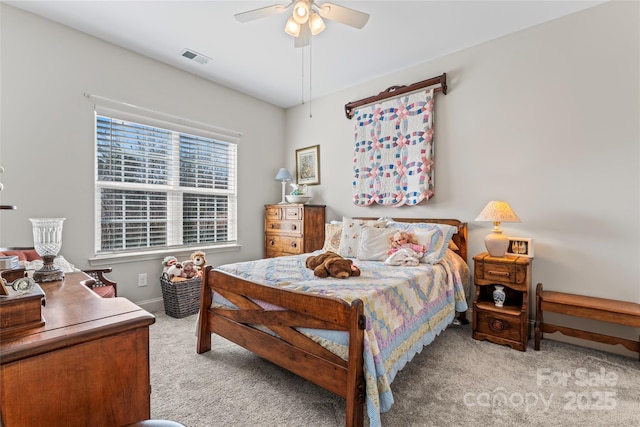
309;37;313;118
301;46;305;105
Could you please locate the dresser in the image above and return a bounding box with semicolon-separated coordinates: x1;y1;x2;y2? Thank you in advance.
472;252;532;351
0;272;155;427
264;204;326;258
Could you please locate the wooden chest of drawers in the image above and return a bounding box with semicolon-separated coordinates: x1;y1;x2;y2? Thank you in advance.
264;204;325;258
472;252;532;351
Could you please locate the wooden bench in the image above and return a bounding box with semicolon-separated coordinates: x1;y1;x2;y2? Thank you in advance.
535;283;640;360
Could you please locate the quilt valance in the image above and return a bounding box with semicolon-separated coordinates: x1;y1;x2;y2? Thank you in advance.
348;74;446;207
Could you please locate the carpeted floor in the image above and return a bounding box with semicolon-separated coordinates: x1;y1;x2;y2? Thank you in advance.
149;312;640;426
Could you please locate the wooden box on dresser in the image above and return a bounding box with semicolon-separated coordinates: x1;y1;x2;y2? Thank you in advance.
264;204;326;258
472;252;532;351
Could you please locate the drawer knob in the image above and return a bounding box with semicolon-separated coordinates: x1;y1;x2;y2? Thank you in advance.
291;242;297;248
269;239;275;246
490;319;504;331
291;224;297;231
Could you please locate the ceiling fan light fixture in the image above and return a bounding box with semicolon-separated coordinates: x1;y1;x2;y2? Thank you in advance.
285;16;301;37
292;0;310;24
309;12;325;35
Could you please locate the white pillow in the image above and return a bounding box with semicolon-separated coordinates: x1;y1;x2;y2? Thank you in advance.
337;217;387;258
357;226;395;261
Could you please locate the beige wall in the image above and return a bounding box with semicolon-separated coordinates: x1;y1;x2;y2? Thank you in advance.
1;2;638;355
0;4;286;308
285;2;639;355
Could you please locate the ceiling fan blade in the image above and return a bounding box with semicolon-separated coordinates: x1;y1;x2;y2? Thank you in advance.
294;24;310;48
234;2;292;23
317;2;369;29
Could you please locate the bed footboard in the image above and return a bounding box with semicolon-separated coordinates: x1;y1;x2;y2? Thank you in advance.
196;266;366;427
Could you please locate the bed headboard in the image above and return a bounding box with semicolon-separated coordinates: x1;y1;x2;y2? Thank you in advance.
354;218;468;263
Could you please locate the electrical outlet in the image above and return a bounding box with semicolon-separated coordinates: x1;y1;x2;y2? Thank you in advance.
138;273;148;287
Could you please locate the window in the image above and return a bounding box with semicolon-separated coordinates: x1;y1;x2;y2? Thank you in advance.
95;111;237;254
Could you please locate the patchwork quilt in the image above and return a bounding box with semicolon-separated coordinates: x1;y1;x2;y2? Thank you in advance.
215;250;470;427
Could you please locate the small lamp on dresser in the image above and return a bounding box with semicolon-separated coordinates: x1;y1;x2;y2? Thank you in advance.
475;200;520;257
274;168;293;204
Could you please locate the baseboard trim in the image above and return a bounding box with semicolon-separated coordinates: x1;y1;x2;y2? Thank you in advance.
134;297;165;314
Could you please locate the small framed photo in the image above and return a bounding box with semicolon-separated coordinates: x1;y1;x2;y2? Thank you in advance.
507;237;534;258
295;145;320;185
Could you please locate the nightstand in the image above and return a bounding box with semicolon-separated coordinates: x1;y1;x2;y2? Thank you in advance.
472;252;532;351
264;204;325;258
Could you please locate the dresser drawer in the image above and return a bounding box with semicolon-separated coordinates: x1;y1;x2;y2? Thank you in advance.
265;219;303;235
265;235;303;255
265;206;302;221
475;309;522;342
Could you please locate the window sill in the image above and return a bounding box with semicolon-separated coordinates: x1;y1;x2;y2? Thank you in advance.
88;244;242;267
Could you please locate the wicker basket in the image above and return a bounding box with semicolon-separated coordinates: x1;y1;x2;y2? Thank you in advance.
160;275;201;318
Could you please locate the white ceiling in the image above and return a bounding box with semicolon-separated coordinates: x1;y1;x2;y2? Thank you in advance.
4;1;604;109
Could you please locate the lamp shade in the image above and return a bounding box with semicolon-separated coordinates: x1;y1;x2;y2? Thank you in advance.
284;16;301;37
309;12;326;35
275;168;293;182
475;201;520;257
475;201;520;224
292;0;310;24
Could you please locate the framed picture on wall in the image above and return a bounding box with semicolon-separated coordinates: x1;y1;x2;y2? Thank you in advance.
296;145;320;185
506;237;534;258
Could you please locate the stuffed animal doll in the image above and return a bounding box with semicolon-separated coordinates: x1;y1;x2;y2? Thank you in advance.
388;231;426;256
190;250;206;272
323;257;361;279
181;260;198;279
162;255;178;273
385;231;426;266
165;262;185;281
306;251;361;279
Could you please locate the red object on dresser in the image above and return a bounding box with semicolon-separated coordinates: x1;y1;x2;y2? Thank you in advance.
0;247;117;298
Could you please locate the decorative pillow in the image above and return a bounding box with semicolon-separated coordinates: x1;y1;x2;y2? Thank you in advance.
0;249;41;261
357;226;395;261
321;223;343;253
337;217;387;258
387;222;456;264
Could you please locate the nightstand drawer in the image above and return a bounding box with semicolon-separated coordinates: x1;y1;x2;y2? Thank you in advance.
265;219;303;235
477;263;517;284
265;235;303;255
475;309;522;342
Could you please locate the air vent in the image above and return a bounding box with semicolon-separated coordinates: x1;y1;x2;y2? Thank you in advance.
180;49;211;65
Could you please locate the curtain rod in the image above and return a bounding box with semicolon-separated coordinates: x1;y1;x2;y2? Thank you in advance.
83;92;243;138
344;73;447;119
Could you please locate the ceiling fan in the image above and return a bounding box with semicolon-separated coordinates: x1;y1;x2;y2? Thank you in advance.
235;1;370;48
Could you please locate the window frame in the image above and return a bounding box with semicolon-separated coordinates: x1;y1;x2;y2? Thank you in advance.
91;105;240;263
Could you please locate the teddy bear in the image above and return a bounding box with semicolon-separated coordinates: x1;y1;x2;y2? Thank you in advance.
190;250;206;272
306;251;361;279
181;259;199;279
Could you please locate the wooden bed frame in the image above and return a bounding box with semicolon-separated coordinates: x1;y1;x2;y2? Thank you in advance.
196;218;467;427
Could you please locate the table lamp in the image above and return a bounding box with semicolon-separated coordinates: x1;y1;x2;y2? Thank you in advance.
475;201;520;257
274;168;293;204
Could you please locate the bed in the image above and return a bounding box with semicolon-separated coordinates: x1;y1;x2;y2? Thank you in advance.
196;217;470;427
